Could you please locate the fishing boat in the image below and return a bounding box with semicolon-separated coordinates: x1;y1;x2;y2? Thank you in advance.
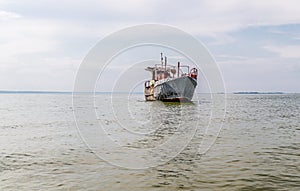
144;53;198;102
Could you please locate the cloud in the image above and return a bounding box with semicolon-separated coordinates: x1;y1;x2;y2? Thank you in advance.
0;10;21;20
264;45;300;58
0;9;71;68
215;54;249;61
143;0;300;36
2;0;300;36
0;0;300;91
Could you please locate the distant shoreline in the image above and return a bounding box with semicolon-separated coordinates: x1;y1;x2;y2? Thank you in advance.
233;92;285;94
0;90;72;94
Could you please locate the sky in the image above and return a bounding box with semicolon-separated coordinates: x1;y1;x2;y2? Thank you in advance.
0;0;300;92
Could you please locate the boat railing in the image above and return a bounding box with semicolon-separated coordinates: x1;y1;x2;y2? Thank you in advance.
178;65;190;77
153;63;191;78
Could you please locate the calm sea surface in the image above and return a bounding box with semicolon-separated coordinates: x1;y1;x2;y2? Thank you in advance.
0;94;299;190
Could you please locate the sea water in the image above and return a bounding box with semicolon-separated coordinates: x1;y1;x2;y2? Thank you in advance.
0;93;299;190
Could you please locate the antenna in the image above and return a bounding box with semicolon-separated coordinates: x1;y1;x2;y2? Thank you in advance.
165;56;167;70
160;52;163;67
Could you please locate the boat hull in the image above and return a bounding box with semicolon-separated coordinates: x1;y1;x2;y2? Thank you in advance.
154;76;197;102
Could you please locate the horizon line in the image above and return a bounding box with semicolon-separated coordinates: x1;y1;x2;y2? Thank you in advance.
0;90;297;94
